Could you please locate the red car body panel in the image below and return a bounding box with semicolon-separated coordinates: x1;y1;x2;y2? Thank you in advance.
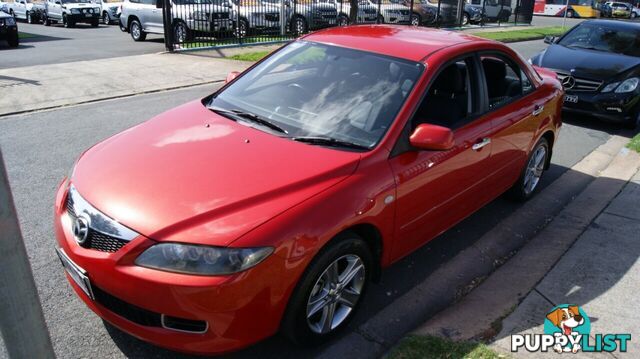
54;25;562;355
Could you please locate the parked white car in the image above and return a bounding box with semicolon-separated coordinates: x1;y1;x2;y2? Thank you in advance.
120;0;233;42
43;0;101;27
467;0;510;22
318;0;378;25
6;0;46;22
366;0;410;23
93;0;121;24
228;0;281;37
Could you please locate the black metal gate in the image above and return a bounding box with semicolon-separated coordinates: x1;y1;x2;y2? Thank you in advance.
160;0;535;51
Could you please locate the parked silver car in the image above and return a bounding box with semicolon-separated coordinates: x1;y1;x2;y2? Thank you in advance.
366;0;410;24
228;0;281;36
263;0;337;34
318;0;378;25
93;0;121;24
43;0;101;27
120;0;233;42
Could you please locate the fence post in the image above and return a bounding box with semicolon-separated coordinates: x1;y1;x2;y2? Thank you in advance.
409;0;415;25
162;0;173;51
0;149;55;359
436;0;442;27
377;0;382;23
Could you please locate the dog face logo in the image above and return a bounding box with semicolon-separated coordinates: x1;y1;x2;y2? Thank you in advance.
544;304;591;354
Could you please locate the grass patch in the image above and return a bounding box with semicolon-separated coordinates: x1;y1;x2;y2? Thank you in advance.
387;335;507;359
229;50;271;62
470;26;566;43
18;32;39;39
627;133;640;153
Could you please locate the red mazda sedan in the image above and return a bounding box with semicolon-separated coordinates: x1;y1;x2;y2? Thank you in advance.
54;25;562;355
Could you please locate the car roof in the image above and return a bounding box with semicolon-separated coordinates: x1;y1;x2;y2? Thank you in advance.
302;25;492;63
579;19;640;30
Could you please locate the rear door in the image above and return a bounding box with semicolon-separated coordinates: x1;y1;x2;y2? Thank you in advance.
388;54;498;260
145;0;163;32
478;52;547;193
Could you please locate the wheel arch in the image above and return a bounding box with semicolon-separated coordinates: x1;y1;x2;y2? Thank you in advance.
127;14;140;31
331;223;384;282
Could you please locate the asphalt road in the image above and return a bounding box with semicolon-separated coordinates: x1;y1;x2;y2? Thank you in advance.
0;75;619;358
0;21;165;69
0;14;588;70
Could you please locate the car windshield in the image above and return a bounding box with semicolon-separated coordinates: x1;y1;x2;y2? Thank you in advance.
208;41;423;149
558;23;640;57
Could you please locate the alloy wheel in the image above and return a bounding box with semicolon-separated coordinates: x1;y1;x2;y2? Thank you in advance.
103;13;110;25
174;23;187;43
234;20;247;38
131;22;141;40
295;18;306;34
462;13;469;25
27;12;32;23
306;254;365;334
338;16;348;26
410;14;420;26
523;144;547;195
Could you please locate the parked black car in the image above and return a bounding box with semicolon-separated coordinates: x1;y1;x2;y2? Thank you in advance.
531;20;640;128
0;10;19;48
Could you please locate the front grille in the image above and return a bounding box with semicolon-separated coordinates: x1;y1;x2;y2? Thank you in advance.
212;12;229;20
66;196;128;253
93;285;162;327
265;13;279;21
555;71;603;92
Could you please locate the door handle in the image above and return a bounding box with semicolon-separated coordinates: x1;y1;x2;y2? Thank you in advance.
532;105;544;116
472;138;491;151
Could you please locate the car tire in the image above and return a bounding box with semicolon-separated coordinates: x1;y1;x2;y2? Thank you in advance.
281;232;372;346
63;14;74;28
566;9;574;18
173;21;192;43
27;11;33;24
508;137;549;201
233;18;248;38
410;13;420;26
43;13;50;26
102;12;110;25
91;19;99;27
7;32;19;47
631;12;637;19
462;12;470;25
377;14;384;24
338;15;349;26
290;15;307;35
129;19;146;41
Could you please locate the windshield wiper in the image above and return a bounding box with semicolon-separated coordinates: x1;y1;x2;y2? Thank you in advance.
291;136;370;150
209;107;288;134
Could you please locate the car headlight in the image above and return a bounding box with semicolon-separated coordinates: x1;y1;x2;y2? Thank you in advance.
71;8;80;14
601;81;620;93
614;77;639;93
135;243;274;275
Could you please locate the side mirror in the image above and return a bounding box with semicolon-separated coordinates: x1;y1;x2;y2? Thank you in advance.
543;35;557;44
409;123;454;151
225;71;240;84
156;0;162;8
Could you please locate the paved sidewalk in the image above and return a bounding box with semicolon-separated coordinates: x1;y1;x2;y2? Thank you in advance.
0;52;253;117
492;167;640;357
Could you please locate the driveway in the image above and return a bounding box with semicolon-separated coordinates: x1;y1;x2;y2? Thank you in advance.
0;81;619;358
0;22;165;69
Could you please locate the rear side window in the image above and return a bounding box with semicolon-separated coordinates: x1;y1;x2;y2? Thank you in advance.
480;54;532;110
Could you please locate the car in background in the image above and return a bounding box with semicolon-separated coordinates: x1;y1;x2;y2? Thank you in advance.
6;0;45;23
120;0;233;42
94;0;122;24
0;9;19;46
55;25;562;356
43;0;101;27
610;1;632;17
532;20;640;128
318;0;378;25
632;4;639;18
365;0;410;24
403;0;436;25
468;0;510;22
462;1;484;25
227;0;281;37
262;0;338;34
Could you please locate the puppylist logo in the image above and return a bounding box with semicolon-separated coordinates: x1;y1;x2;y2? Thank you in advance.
511;304;631;354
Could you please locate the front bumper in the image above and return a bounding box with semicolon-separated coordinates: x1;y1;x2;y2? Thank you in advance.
562;90;640;124
67;12;100;22
53;180;299;355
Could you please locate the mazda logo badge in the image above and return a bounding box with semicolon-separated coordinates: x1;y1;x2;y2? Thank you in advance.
72;216;90;244
562;76;576;90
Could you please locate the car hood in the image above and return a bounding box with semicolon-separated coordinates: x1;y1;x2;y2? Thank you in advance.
538;44;640;80
72;101;360;246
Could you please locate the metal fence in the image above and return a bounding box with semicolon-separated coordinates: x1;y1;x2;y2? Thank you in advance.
160;0;534;51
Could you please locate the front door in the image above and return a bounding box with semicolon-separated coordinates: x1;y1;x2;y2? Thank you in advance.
388;55;498;260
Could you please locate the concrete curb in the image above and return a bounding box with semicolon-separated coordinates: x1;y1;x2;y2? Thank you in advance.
317;134;631;359
414;138;640;342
